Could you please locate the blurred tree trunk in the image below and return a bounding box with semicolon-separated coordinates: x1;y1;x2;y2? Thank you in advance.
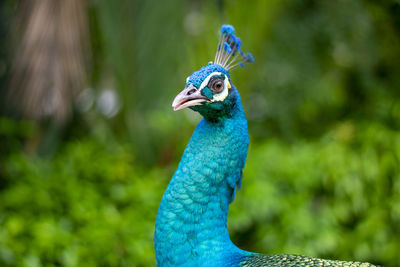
7;0;89;123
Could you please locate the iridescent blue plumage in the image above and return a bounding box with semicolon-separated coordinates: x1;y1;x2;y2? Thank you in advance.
154;25;376;267
187;64;228;89
155;82;251;266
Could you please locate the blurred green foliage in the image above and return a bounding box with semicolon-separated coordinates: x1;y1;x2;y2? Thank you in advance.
1;0;400;266
1;121;399;266
231;122;400;266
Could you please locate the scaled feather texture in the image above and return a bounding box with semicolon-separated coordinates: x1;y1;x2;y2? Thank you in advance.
154;25;378;267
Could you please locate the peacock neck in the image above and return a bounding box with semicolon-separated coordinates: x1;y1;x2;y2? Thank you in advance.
155;94;251;266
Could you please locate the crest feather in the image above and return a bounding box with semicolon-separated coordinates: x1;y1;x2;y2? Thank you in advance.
214;25;255;71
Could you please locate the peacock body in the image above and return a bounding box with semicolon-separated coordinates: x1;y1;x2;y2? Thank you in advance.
154;25;377;267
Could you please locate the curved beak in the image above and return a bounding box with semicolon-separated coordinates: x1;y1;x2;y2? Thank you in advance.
172;84;210;111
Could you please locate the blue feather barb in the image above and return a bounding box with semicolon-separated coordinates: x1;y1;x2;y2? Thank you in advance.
214;24;255;71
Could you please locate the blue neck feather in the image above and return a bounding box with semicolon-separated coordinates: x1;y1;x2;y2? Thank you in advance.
155;88;252;266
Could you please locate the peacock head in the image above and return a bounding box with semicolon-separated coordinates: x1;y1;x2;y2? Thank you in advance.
172;25;254;121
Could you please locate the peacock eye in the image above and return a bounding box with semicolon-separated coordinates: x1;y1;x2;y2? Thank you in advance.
209;78;224;93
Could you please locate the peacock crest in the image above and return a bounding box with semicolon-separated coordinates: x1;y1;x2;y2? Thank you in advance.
214;24;255;71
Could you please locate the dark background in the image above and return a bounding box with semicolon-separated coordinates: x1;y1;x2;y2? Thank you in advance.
0;0;399;266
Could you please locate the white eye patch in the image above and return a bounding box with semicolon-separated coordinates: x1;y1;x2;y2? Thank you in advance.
199;72;231;102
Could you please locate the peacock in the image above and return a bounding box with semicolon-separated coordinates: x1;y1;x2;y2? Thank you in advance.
154;25;377;267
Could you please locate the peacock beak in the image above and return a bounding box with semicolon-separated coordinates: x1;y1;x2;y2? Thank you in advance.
172;84;210;111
